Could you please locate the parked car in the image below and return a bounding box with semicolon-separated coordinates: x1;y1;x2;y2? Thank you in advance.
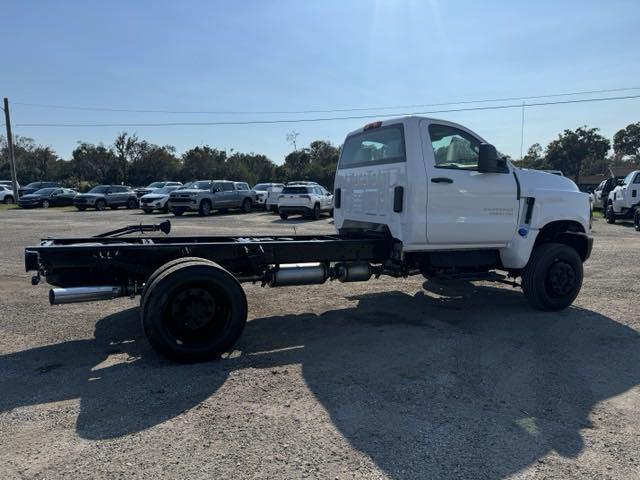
593;177;619;211
140;185;182;213
605;170;640;224
168;180;256;216
18;187;77;208
0;185;15;204
253;182;285;211
278;184;333;220
134;181;183;198
267;181;317;213
18;181;59;197
74;185;139;211
0;180;20;190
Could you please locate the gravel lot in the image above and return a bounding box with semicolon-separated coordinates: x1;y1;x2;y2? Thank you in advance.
1;206;639;479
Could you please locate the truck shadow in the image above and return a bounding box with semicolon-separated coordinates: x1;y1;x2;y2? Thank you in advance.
0;285;638;479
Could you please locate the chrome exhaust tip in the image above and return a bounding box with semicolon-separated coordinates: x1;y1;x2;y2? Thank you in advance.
49;286;123;305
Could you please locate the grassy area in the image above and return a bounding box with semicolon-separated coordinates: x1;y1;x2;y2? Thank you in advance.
0;204;76;212
0;203;19;211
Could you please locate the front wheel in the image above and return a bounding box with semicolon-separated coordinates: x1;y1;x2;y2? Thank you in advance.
521;243;583;311
142;261;247;362
143;209;153;214
241;198;252;213
42;199;50;209
127;198;138;209
199;201;211;216
4;196;14;204
96;199;107;211
172;209;184;216
311;203;321;220
606;205;616;224
279;212;288;220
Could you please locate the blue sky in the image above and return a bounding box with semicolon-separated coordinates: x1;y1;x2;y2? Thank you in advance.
2;0;640;163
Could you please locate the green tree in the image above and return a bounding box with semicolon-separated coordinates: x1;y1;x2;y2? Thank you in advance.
70;142;119;186
128;144;181;186
613;122;640;159
181;146;227;180
514;143;547;169
545;127;610;183
113;132;140;184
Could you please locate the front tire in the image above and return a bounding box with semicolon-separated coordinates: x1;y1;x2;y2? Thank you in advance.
606;205;616;224
127;198;138;209
634;209;640;232
143;209;153;214
4;196;14;204
96;199;107;211
142;261;247;362
199;200;211;216
241;198;252;213
279;212;288;220
311;203;321;220
521;243;583;311
42;199;50;209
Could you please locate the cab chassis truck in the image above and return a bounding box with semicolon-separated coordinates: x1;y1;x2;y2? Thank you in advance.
25;117;593;363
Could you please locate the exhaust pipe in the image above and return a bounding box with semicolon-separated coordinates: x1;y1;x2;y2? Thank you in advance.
49;286;123;305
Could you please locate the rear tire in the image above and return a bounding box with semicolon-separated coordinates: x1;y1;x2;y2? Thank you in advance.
76;206;86;211
143;209;153;214
279;212;288;220
127;198;138;209
241;198;252;213
4;196;14;204
312;203;321;220
142;261;247;362
199;200;211;216
96;199;107;211
634;209;640;232
606;205;616;224
42;199;50;209
521;242;583;311
172;209;184;216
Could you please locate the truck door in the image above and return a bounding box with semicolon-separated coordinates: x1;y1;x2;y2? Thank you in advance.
421;120;518;246
220;182;236;207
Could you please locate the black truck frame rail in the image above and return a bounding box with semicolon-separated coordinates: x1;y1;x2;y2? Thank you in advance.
26;232;396;290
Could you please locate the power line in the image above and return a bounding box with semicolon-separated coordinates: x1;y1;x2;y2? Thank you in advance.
9;94;640;128
11;86;640;115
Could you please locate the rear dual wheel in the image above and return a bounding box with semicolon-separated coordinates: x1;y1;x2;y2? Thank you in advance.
634;209;640;232
141;259;247;363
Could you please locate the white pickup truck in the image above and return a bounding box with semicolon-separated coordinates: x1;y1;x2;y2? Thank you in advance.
605;170;640;224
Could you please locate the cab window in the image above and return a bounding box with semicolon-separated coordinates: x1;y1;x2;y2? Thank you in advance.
429;124;481;170
339;125;406;169
221;183;234;191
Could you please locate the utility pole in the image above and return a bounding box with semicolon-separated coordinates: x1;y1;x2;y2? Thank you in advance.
519;101;526;160
3;98;19;201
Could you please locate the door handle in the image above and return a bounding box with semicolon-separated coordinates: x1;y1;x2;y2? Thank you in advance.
431;177;453;184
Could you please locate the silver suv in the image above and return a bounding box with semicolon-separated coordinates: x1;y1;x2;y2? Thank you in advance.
168;180;256;216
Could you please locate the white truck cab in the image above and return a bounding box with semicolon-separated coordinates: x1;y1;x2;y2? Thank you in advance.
334;116;593;310
605;170;640;224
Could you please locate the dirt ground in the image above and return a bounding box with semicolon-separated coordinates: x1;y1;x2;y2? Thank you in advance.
0;206;639;480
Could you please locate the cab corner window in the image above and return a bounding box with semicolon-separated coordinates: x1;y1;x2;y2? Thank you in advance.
428;124;480;170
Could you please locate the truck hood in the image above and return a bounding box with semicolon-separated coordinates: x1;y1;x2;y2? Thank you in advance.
75;193;105;198
515;168;579;196
141;193;169;200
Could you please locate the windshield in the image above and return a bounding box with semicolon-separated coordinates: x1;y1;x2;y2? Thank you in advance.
178;182;194;190
158;186;179;193
88;186;109;194
623;172;635;185
339;125;406;169
25;182;43;189
192;181;213;190
33;188;57;195
146;182;164;188
253;183;271;191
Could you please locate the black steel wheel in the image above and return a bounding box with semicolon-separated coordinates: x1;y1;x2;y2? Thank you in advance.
522;242;583;311
142;261;247;362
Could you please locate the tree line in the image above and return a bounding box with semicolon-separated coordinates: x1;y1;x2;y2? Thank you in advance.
0;132;340;191
513;122;640;183
1;121;639;191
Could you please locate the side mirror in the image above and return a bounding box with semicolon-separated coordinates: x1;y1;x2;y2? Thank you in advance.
478;143;503;173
